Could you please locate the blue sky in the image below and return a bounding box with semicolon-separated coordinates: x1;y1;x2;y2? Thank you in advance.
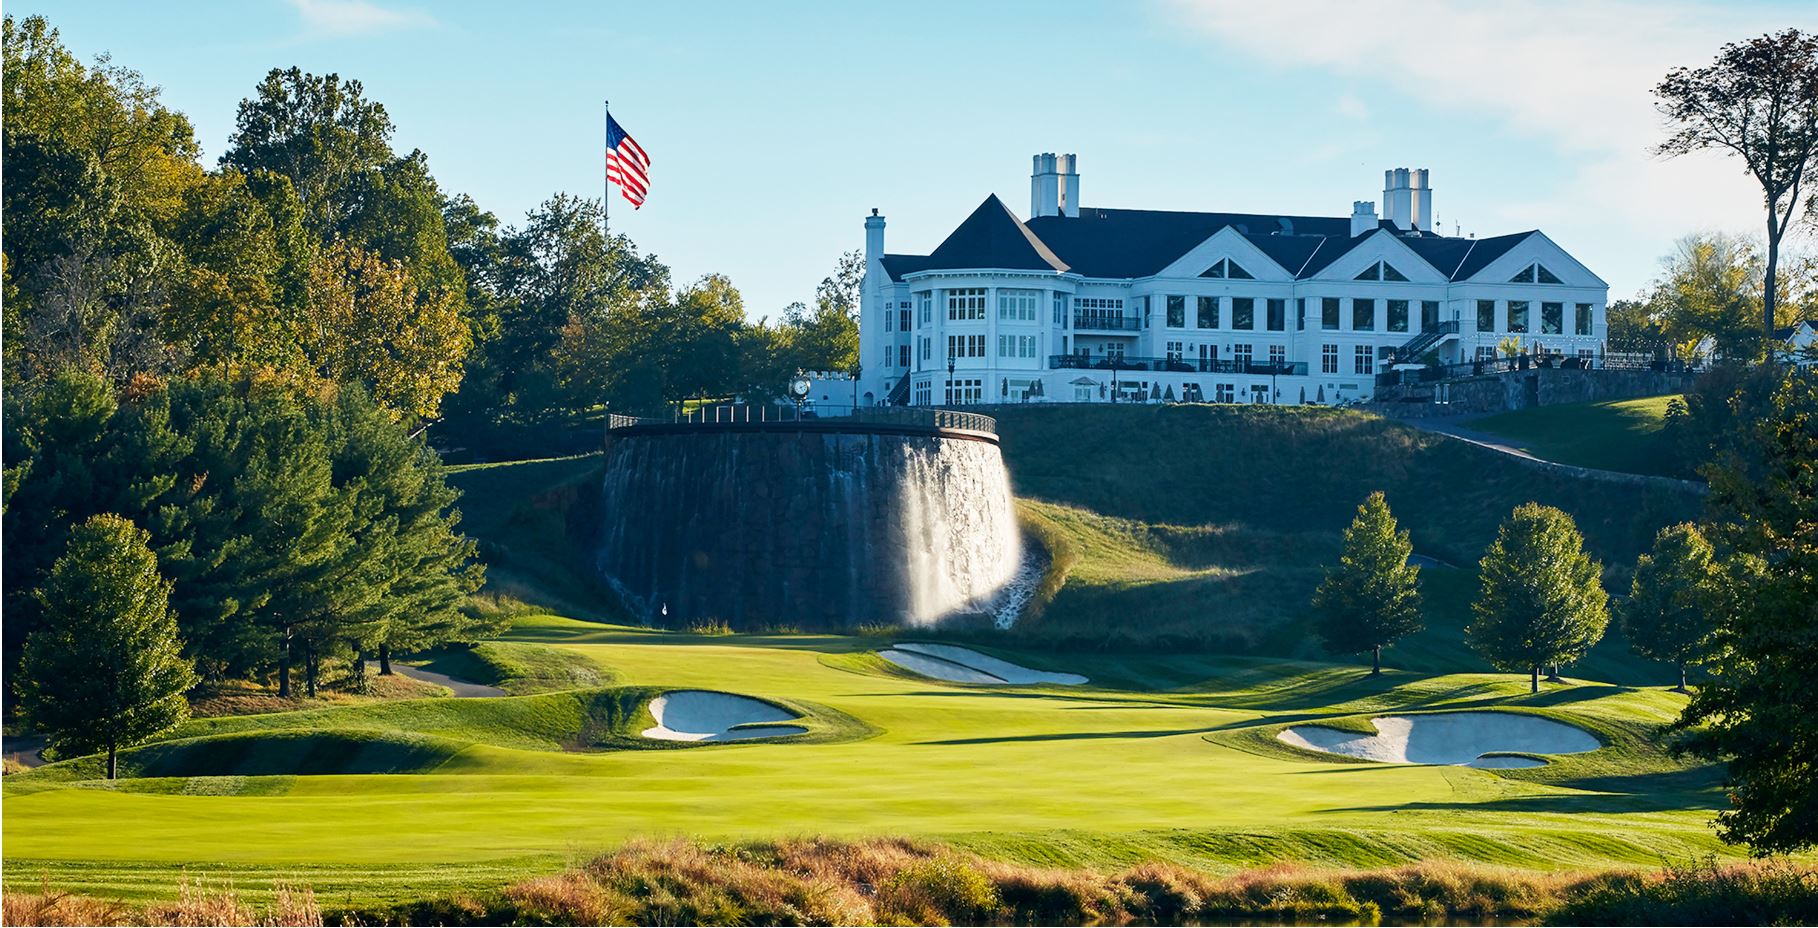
16;0;1817;316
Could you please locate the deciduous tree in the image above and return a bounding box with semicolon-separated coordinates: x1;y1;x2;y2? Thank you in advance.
1680;367;1818;853
16;513;197;778
1656;29;1818;342
1621;523;1722;693
1311;492;1423;675
1467;503;1610;692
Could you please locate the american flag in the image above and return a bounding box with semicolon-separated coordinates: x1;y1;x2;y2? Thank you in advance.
606;113;650;209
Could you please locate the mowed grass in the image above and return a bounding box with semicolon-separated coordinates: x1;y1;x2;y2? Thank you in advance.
1465;394;1683;477
3;614;1738;907
0;409;1734;908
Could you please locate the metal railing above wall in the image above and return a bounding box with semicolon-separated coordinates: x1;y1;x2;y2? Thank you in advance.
1048;355;1309;376
607;404;997;436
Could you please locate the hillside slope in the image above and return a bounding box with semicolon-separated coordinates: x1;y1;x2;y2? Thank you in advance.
991;404;1701;680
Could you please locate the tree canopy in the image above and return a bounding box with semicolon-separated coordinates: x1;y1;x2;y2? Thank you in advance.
1311;492;1423;675
1467;503;1610;692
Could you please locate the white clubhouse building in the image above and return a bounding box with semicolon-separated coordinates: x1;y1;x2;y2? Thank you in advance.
846;155;1608;407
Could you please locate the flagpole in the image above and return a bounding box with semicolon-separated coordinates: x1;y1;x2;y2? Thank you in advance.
610;98;618;243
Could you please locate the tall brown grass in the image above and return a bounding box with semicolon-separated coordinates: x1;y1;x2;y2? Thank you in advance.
5;843;1813;926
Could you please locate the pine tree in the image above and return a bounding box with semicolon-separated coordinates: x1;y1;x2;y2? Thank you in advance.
1621;523;1722;693
1311;492;1423;675
1467;503;1610;693
16;514;197;778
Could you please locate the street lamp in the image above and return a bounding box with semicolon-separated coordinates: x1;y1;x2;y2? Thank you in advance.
1110;356;1121;403
946;356;956;406
851;362;861;412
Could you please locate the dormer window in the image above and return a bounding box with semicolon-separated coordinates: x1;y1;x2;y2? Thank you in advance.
1353;260;1406;281
1200;258;1254;279
1509;262;1563;284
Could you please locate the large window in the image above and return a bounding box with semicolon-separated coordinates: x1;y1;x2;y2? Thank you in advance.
1354;345;1374;375
1197;296;1218;329
884;308;894;332
1477;299;1495;332
1233;343;1253;367
1321;344;1339;374
1387;299;1409;333
1233;297;1255;330
1266;298;1286;331
918;292;932;325
1166;341;1183;362
900;307;912;331
1575;303;1594;336
1201;258;1254;279
998;289;1039;322
1508;300;1531;333
947;288;986;321
1166;295;1186;328
1296;298;1306;331
945;377;983;405
997;334;1037;358
1053;294;1066;325
1352;298;1376;331
946;334;985;358
1269;344;1286;367
1073;297;1126;329
915;381;931;406
898;345;910;368
1421;300;1440;331
920;337;931;362
1322;297;1341;330
1541;301;1563;335
1215;383;1235;403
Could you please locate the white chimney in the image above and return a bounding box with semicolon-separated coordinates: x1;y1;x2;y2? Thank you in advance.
1382;168;1412;230
1351;200;1378;237
1030;153;1060;218
1409;168;1432;232
1057;153;1079;218
864;208;885;266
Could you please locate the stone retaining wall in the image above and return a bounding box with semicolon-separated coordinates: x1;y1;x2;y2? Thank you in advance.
1369;368;1696;417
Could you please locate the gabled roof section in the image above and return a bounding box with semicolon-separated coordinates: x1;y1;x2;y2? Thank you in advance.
1238;232;1329;278
1449;232;1535;281
1025;207;1351;278
924;195;1069;272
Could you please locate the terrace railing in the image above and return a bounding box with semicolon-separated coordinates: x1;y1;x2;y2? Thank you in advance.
607;404;997;436
1048;355;1309;376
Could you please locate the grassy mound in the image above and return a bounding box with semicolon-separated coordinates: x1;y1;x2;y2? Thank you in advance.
1464;394;1682;476
989;404;1698;672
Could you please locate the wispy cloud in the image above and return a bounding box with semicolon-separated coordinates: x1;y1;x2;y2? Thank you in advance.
1160;0;1802;239
285;0;435;37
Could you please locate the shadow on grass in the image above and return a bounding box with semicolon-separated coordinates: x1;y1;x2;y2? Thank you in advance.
915;725;1230;746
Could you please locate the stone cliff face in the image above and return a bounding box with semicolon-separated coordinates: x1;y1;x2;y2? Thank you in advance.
599;428;1021;630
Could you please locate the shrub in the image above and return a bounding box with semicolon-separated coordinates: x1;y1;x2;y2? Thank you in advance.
876;856;1003;926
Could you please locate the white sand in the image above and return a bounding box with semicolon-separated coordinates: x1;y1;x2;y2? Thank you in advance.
1278;712;1599;768
882;643;1088;685
641;690;808;742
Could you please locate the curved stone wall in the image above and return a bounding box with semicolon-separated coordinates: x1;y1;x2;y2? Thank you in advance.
599;425;1022;630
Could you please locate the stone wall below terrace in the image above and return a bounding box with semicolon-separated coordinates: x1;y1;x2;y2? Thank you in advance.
1368;368;1697;418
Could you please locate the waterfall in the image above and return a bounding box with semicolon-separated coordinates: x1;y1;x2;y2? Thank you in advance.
598;427;1023;630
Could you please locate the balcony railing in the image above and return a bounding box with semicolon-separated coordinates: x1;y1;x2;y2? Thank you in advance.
1072;313;1144;332
1048;355;1309;376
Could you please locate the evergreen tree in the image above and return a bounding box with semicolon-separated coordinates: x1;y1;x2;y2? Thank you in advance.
16;513;196;778
1311;492;1423;675
1467;503;1610;693
1621;522;1722;693
1680;368;1818;853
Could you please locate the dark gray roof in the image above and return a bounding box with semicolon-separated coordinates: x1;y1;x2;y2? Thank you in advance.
883;201;1541;283
923;195;1069;272
1446;232;1534;281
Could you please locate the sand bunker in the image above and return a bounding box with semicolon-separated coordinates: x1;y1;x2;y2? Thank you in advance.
1278;712;1599;768
878;643;1088;686
641;691;808;742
